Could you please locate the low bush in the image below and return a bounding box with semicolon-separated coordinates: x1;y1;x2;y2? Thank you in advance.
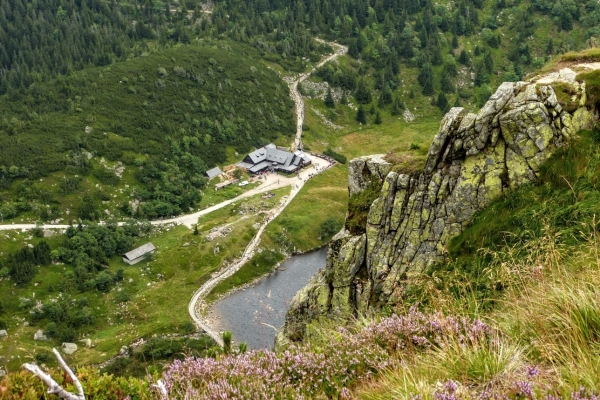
320;217;343;240
324;148;347;164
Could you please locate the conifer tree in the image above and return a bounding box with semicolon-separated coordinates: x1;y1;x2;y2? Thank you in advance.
436;92;449;113
340;91;348;105
324;87;335;108
374;110;382;124
441;69;454;93
391;96;405;116
418;63;435;95
458;49;469;65
354;79;372;104
356;105;367;124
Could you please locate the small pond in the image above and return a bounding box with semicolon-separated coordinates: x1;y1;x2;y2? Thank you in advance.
208;247;327;349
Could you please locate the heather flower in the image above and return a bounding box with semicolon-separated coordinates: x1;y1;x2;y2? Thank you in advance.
572;387;600;400
434;379;460;400
159;311;495;398
515;381;534;398
527;365;539;379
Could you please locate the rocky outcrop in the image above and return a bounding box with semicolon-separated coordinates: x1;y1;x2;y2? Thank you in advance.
277;80;597;347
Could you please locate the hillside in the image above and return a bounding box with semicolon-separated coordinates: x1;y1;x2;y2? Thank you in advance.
0;42;295;221
2;0;599;224
2;0;600;396
2;56;600;398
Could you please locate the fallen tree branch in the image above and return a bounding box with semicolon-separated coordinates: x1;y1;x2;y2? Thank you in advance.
22;348;85;400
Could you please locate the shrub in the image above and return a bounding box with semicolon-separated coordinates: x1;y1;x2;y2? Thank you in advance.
320;217;343;240
158;309;493;398
58;326;78;343
323;148;347;164
59;176;82;194
95;271;115;292
115;290;131;303
92;168;120;186
34;351;52;364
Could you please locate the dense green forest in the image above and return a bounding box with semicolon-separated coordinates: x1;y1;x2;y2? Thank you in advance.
1;0;599;222
0;43;295;219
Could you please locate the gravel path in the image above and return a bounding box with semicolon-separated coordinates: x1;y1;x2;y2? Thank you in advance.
191;39;347;345
291;40;347;151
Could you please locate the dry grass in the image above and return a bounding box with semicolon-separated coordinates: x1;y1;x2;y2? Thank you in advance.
535;48;600;76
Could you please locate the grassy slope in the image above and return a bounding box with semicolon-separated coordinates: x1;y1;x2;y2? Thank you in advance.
0;189;288;371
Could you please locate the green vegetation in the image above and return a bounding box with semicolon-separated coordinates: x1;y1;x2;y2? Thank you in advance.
3;0;600;394
0;42;294;221
101;335;215;378
320;217;344;241
346;180;384;235
324;148;347;164
0;190;287;371
578;69;600;110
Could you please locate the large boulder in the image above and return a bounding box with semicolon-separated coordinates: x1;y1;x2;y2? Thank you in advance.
0;330;7;338
34;330;48;341
61;342;78;355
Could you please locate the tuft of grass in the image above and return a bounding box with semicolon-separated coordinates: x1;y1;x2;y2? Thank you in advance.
346;179;383;235
496;244;600;390
559;48;600;64
577;69;600;110
544;82;580;113
356;332;526;400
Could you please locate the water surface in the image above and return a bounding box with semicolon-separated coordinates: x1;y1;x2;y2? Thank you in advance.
208;247;327;349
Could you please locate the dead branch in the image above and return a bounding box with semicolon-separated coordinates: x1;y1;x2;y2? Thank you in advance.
22;348;85;400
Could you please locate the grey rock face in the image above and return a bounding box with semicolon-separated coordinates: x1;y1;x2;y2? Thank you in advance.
0;330;7;338
278;80;597;346
347;155;392;196
62;342;78;355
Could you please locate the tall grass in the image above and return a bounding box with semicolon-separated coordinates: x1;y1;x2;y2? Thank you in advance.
496;221;600;391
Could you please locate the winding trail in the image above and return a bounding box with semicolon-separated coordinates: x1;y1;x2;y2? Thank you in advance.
291;40;347;151
191;39;347;345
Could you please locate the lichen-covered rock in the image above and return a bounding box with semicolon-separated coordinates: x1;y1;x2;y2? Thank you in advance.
348;155;391;196
62;342;78;355
277;79;598;346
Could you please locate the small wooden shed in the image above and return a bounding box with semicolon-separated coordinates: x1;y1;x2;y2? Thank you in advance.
122;243;156;265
